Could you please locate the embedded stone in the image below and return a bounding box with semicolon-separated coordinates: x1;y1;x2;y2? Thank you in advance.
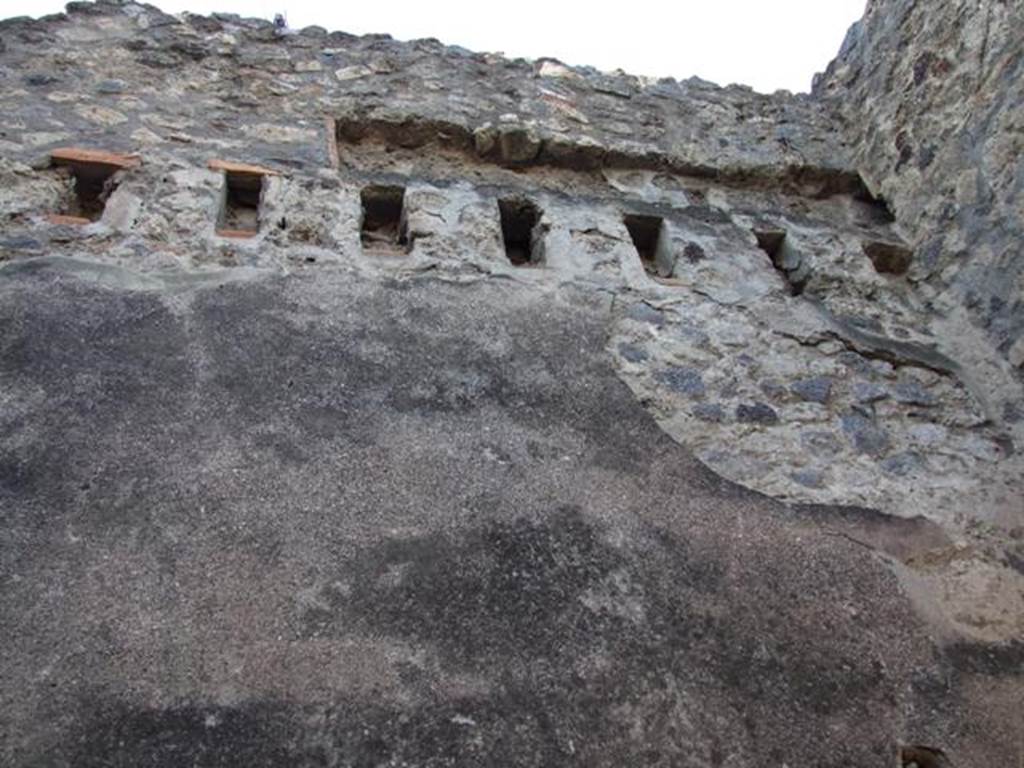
472;123;497;156
881;451;923;476
497;124;542;164
625;303;665;327
207;158;279;176
759;379;787;400
736;402;779;424
96;79;125;94
75;104;128;126
800;430;843;455
892;380;937;407
852;381;888;403
334;64;371;81
837;351;875;375
840;412;891;456
0;235;43;252
656;366;706;397
790;376;832;404
692;403;725;422
790;468;824;488
617;343;647;363
538;60;576;79
909;423;947;446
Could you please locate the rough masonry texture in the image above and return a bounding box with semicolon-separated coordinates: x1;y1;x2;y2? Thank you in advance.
0;1;1021;766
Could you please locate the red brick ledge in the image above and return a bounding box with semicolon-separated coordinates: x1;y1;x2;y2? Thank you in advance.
207;159;279;176
50;147;141;169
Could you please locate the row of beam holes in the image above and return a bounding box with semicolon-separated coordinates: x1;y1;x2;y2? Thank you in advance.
349;191;912;282
622;215;912;285
214;177;913;282
48;156;914;281
51;156;556;265
356;185;546;264
49;156;263;235
755;227;913;295
265;182;914;284
354;187;667;272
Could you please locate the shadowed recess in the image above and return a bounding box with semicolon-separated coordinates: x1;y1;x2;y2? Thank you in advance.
219;171;263;235
498;197;543;265
623;213;666;276
360;184;408;253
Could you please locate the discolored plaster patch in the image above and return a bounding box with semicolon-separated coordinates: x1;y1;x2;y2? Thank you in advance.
0;264;1019;766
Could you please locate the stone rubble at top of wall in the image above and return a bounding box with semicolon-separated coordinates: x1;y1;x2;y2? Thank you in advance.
0;0;862;193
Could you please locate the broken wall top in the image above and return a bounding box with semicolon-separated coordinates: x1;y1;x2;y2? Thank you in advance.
0;0;857;193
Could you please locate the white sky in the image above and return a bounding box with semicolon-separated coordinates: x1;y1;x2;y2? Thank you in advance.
6;1;866;93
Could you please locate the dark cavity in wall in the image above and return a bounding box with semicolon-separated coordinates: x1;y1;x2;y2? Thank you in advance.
360;185;408;253
863;240;912;275
623;214;669;277
498;197;544;266
853;177;897;223
54;159;120;222
899;745;951;768
218;171;263;236
754;228;808;295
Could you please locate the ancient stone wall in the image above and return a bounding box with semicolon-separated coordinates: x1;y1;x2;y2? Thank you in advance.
0;0;1021;655
2;0;1021;539
1;2;1022;765
815;0;1023;371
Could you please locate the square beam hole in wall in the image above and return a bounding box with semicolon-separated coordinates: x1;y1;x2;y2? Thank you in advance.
623;213;666;275
899;745;950;768
360;185;408;253
753;227;807;295
50;148;137;223
863;240;912;275
853;179;897;223
498;197;543;266
218;171;264;237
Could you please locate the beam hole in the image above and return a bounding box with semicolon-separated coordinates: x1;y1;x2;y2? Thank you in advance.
498;197;543;266
624;214;666;276
218;171;263;237
360;185;408;254
863;240;912;275
754;227;807;295
51;159;122;223
900;744;951;768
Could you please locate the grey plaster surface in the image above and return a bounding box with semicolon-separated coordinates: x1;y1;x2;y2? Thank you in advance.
1;259;1019;766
